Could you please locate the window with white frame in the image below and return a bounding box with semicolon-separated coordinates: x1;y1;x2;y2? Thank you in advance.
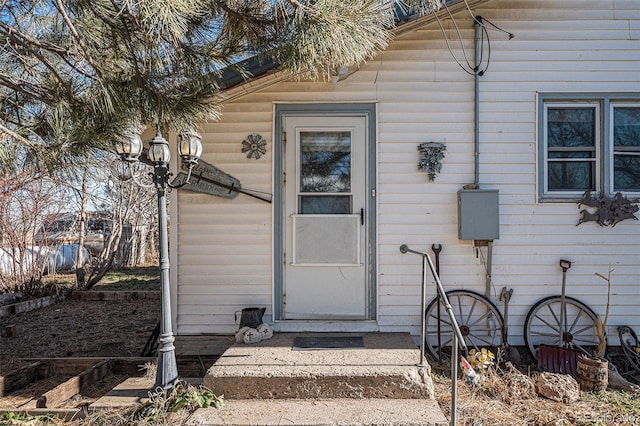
539;95;640;201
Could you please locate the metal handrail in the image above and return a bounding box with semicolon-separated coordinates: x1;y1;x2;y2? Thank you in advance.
400;244;467;426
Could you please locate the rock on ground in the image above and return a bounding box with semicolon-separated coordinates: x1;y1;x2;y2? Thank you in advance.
536;372;579;403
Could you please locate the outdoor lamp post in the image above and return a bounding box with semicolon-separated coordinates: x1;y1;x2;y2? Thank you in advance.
116;126;203;390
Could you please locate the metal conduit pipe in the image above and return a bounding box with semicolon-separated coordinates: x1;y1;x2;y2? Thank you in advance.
474;17;482;188
400;244;467;426
474;17;495;301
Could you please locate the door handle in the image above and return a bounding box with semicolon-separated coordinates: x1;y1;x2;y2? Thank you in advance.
360;208;364;226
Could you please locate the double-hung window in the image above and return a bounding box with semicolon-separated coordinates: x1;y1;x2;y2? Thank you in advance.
539;94;640;201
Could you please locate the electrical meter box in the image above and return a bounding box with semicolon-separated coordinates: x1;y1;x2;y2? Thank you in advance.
457;189;499;240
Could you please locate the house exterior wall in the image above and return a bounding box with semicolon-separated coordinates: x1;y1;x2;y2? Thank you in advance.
174;0;640;345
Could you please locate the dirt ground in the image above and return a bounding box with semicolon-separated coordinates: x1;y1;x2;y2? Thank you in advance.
1;292;640;425
0;295;159;365
432;366;640;426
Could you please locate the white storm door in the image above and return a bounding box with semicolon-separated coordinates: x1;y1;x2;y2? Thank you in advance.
284;116;368;320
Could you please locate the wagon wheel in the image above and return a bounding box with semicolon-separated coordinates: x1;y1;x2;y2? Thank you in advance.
524;296;600;362
424;289;503;364
618;326;640;375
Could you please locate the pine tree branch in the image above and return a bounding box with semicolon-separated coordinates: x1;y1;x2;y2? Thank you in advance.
54;0;103;79
283;0;307;11
0;24;78;103
0;74;56;105
0;121;40;149
0;21;67;54
108;0;145;89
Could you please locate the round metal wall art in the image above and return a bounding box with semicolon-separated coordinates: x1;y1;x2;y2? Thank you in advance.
242;133;267;159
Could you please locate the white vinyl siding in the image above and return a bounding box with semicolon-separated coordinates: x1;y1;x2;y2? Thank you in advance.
174;0;640;344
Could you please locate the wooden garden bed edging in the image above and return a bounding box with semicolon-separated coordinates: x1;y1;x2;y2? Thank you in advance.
0;296;60;318
72;291;160;301
0;361;49;397
21;360;113;409
1;358;152;403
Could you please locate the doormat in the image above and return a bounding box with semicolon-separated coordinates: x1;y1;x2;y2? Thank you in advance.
292;336;364;351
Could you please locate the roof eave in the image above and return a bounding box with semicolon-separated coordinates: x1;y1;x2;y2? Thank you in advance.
218;0;489;98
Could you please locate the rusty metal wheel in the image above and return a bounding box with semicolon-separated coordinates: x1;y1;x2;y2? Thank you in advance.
619;326;640;376
424;289;503;363
524;296;600;362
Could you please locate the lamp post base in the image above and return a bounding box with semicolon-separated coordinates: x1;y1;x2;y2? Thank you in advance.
155;333;179;390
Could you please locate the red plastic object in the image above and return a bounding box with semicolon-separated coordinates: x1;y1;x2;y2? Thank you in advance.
537;344;582;377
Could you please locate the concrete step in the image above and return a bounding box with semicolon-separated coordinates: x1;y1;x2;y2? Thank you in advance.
88;333;448;425
87;377;448;425
202;333;436;400
187;398;448;426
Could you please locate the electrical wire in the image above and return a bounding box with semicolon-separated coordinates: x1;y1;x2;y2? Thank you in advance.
462;0;515;39
433;11;477;76
476;18;485;73
478;20;491;75
477;244;499;301
432;3;495;76
482;16;515;39
411;0;513;77
434;0;514;77
442;0;475;70
432;9;504;77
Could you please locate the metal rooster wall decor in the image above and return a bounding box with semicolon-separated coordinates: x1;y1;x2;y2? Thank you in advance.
577;190;639;227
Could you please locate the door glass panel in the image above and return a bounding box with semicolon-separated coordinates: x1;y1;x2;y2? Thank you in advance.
299;131;352;214
300;195;351;214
